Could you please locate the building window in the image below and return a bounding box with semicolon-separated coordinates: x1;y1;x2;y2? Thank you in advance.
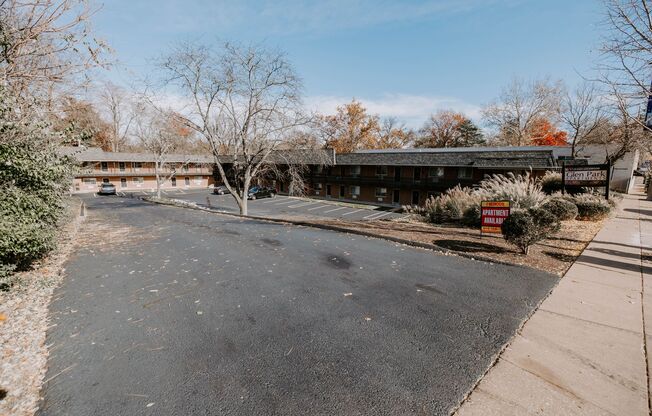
102;178;109;184
414;167;422;181
119;162;125;171
120;178;127;188
182;164;189;172
82;178;96;186
458;167;473;179
376;166;388;177
315;165;324;174
375;187;388;197
349;165;361;176
133;162;142;171
132;177;144;187
100;162;108;171
429;167;445;177
193;176;202;185
315;183;323;190
351;186;360;197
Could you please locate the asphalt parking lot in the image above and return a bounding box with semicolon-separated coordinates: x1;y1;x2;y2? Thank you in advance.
39;195;558;415
114;188;403;221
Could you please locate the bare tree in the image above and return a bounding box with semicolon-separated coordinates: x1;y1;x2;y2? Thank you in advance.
0;0;109;112
596;0;652;158
584;84;648;163
99;82;135;152
133;102;192;199
158;41;309;215
561;81;605;157
482;77;564;146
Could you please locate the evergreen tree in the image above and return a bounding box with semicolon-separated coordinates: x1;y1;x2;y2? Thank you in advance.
455;119;485;147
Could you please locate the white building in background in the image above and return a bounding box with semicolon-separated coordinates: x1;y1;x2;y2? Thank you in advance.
575;145;640;194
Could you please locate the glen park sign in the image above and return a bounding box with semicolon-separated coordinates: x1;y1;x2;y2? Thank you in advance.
480;201;511;234
562;163;611;199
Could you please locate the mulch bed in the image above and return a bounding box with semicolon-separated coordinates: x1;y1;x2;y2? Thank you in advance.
303;216;605;276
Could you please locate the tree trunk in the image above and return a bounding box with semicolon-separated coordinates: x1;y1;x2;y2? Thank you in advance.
240;195;248;216
155;161;161;199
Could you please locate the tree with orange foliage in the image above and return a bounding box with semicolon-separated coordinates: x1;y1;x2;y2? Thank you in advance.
319;100;381;152
53;97;112;150
528;118;568;146
415;110;484;148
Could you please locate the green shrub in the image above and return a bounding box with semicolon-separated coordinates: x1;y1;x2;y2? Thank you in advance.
502;207;561;254
571;194;612;221
422;186;479;224
475;172;547;209
540;198;578;221
462;204;481;227
0;98;75;288
539;171;563;194
575;201;611;221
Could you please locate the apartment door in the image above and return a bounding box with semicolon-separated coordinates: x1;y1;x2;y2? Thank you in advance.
412;191;420;205
326;184;332;197
171;177;177;187
184;177;190;186
394;167;401;181
339;185;345;198
120;178;127;188
414;167;421;181
392;189;400;204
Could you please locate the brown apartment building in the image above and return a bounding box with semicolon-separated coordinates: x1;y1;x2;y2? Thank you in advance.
302;146;573;206
60;147;214;192
64;145;578;205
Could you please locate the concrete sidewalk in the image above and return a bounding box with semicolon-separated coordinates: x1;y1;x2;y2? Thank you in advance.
455;185;652;416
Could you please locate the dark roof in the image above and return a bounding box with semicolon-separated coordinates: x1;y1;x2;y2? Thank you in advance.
60;146;335;166
59;147;214;164
335;146;571;168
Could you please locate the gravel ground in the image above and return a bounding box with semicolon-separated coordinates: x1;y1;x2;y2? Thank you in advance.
0;198;84;416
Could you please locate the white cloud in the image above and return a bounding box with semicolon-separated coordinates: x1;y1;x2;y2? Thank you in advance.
305;94;482;128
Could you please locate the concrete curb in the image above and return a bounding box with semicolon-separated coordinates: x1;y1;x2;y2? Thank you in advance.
141;196;521;269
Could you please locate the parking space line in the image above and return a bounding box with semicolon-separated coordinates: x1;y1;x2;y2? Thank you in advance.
307;204;329;211
270;199;292;206
341;209;363;216
362;211;385;219
288;201;319;208
323;206;348;214
370;211;393;220
261;198;284;204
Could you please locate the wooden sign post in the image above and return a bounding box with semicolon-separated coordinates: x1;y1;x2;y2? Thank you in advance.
562;162;611;199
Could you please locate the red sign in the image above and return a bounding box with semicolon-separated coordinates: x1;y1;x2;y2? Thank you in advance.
481;201;511;234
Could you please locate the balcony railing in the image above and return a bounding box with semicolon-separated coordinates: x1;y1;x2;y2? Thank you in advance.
79;167;212;177
310;174;476;189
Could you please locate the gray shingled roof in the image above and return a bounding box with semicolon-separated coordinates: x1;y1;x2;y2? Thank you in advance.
59;146;568;169
60;146;335;166
59;147;214;164
335;147;570;168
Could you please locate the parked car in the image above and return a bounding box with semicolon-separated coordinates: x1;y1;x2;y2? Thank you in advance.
98;182;116;195
247;186;276;200
213;185;231;195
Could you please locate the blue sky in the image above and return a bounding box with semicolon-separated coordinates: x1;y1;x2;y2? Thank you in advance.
93;0;602;126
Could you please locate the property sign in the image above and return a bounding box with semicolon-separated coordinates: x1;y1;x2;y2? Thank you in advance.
481;201;511;234
563;165;609;186
562;162;611;199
